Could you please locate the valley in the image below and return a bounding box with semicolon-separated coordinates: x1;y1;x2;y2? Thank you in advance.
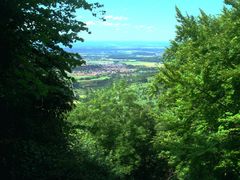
67;41;167;98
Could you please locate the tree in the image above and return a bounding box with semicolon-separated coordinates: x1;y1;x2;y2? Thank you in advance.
67;82;169;179
152;1;240;179
0;0;104;179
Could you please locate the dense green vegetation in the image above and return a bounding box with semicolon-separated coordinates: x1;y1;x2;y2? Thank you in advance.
68;82;169;179
1;0;240;179
151;2;240;179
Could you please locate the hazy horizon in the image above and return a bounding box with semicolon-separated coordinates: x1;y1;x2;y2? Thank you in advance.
71;40;170;49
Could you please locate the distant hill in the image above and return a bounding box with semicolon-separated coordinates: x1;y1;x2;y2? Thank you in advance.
65;41;168;62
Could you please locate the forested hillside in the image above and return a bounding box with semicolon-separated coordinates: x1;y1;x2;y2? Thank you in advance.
1;0;239;179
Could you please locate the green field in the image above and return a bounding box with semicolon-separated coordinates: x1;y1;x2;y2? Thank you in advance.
122;60;159;67
87;60;114;65
76;75;110;82
86;59;160;68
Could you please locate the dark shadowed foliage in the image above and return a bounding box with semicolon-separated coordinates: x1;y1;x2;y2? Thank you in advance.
0;0;108;179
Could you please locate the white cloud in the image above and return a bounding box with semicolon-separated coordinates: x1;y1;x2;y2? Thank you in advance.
104;15;128;21
102;21;115;26
85;21;96;26
85;18;155;34
85;20;129;28
104;22;128;27
84;15;128;28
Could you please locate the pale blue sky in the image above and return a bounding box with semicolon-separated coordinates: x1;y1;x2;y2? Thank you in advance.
78;0;225;42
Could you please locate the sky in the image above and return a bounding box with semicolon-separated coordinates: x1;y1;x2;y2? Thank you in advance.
77;0;225;42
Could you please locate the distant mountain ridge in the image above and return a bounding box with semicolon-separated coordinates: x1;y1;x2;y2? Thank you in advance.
65;41;168;60
67;41;170;49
